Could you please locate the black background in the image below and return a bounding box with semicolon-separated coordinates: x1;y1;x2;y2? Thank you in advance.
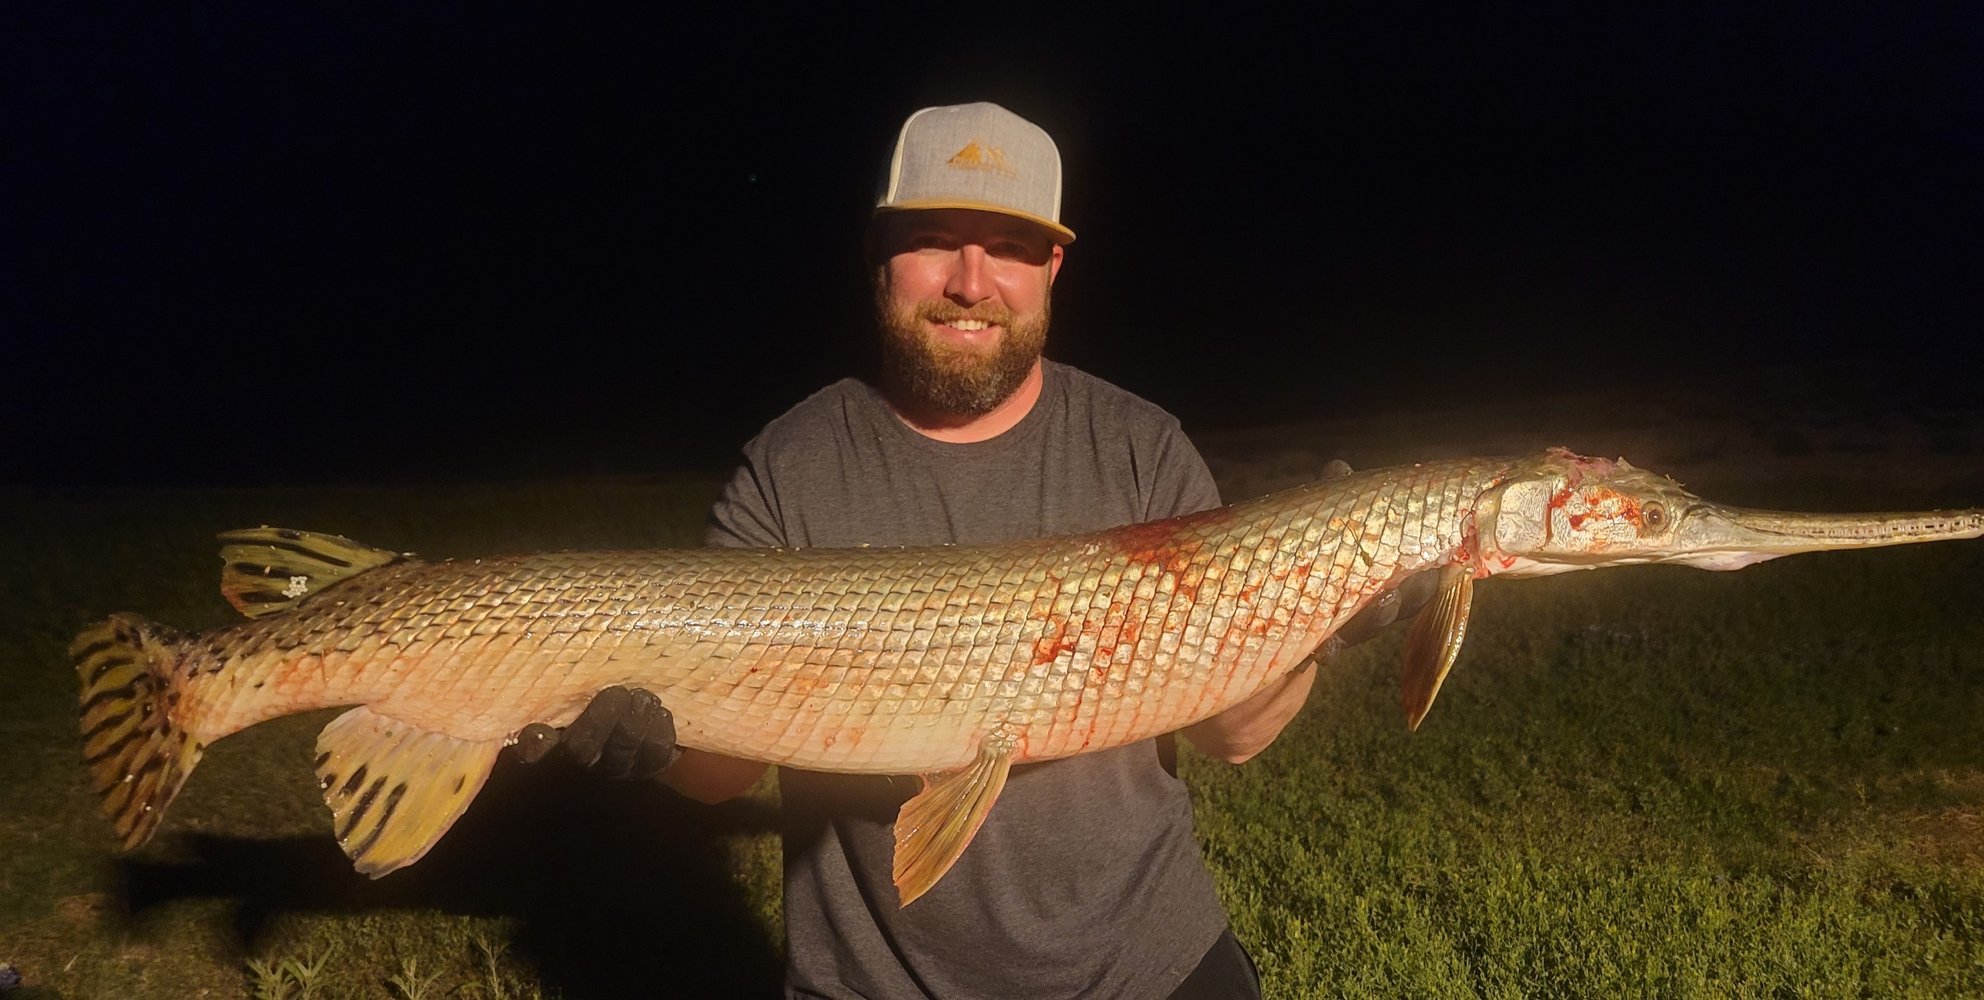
8;5;1980;486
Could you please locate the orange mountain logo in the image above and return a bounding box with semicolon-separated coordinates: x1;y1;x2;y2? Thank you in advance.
946;140;1017;178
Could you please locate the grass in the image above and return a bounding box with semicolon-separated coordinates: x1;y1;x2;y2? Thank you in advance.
1199;549;1984;998
2;441;1980;997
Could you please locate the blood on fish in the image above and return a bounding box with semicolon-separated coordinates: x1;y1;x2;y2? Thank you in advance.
1563;488;1642;532
1457;518;1485;576
1547;485;1577;517
1030;616;1078;667
1106;510;1225;602
1084;603;1145;689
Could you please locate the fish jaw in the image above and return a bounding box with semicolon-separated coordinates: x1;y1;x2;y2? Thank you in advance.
1473;448;1984;577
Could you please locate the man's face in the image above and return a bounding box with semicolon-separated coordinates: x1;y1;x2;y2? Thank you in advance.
873;209;1065;417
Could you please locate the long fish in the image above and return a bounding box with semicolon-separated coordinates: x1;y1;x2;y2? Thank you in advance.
72;449;1983;904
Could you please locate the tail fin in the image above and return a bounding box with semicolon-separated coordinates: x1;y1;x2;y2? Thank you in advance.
72;614;205;850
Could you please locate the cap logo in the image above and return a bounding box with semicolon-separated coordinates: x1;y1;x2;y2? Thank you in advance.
946;140;1017;179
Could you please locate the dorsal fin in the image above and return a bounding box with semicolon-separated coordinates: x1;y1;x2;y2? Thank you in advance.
218;527;410;619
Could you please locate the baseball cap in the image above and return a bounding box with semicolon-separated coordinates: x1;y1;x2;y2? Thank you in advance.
875;102;1076;245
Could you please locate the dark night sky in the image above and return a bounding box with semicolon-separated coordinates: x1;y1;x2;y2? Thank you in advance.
6;6;1980;486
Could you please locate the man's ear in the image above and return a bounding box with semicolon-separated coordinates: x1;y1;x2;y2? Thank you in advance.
1047;243;1065;284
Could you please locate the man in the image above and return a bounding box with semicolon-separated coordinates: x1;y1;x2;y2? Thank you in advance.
523;102;1411;998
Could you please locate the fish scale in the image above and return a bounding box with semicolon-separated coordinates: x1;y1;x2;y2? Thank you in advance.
73;449;1984;903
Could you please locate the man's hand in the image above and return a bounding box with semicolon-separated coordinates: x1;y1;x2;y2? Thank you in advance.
511;685;682;780
1305;458;1438;663
1323;569;1440;653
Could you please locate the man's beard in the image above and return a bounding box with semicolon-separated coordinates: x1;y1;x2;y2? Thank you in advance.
874;278;1050;418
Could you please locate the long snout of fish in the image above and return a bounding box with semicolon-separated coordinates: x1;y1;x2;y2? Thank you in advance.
1670;503;1984;570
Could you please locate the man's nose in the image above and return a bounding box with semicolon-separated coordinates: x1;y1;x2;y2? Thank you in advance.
944;244;992;305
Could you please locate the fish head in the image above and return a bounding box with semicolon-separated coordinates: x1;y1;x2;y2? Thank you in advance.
1473;448;1984;578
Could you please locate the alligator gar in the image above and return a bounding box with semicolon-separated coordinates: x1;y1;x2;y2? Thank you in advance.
72;448;1983;904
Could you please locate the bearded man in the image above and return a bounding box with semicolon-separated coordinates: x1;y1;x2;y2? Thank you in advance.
521;103;1406;999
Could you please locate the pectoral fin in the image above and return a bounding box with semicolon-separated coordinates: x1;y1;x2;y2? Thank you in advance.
1400;565;1475;731
891;735;1015;907
315;707;503;877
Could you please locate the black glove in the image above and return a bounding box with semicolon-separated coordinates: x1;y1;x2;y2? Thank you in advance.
1301;458;1439;665
511;685;682;780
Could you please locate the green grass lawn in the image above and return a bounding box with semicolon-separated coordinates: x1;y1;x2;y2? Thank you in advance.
2;458;1979;998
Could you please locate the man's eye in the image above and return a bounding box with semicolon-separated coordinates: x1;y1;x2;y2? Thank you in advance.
988;241;1048;263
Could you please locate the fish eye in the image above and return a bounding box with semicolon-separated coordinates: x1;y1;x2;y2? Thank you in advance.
1642;502;1667;531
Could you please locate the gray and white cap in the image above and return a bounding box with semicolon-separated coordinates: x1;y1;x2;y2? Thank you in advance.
875;102;1076;245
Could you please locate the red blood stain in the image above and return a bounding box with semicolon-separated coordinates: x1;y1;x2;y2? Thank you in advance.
1564;488;1641;532
1094;616;1143;679
1459;517;1501;578
1609;492;1643;529
1546;484;1577;518
1107;516;1191;561
1031;615;1078;666
1170;569;1204;602
1104;508;1231;602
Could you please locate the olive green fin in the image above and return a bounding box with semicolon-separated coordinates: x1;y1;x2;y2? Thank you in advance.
315;706;502;877
891;735;1015;907
1400;565;1475;731
73;614;204;850
219;527;411;619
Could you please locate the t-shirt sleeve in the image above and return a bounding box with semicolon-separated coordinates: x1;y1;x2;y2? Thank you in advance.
704;437;789;549
1145;421;1223;520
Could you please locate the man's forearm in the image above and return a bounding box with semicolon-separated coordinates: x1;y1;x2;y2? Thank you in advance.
662;748;770;804
1179;668;1318;764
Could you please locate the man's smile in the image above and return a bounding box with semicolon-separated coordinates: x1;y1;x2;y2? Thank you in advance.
931;316;1001;341
920;310;1009;351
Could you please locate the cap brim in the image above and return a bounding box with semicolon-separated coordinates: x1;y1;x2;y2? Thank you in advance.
876;199;1076;245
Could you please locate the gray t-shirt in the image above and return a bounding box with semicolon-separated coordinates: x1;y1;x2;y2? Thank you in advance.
705;360;1231;1000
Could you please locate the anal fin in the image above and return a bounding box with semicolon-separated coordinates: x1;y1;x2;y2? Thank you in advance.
891;734;1015;907
315;707;502;877
1400;565;1475;731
